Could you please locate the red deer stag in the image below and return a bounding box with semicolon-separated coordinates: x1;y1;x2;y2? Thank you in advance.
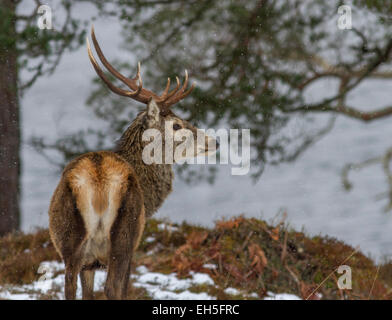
48;26;218;300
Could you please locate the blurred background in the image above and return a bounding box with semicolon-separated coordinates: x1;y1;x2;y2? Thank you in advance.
1;0;391;260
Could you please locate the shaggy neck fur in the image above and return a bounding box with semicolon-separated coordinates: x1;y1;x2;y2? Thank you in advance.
114;117;174;218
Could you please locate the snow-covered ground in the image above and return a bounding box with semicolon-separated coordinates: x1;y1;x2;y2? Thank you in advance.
20;3;392;260
0;261;299;300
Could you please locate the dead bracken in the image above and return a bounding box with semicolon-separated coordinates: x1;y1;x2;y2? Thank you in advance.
0;216;391;300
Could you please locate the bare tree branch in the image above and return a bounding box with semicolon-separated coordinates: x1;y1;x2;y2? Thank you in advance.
342;147;392;211
286;104;392;122
286;38;392;122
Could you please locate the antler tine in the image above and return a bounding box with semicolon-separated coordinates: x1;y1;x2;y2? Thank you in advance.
90;26;152;101
167;76;182;99
91;26;134;90
170;82;196;105
88;26;195;109
156;76;181;104
158;78;171;100
181;70;189;94
87;37;137;98
162;70;195;107
132;62;143;96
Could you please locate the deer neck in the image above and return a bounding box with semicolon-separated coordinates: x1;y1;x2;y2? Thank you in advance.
114;123;174;218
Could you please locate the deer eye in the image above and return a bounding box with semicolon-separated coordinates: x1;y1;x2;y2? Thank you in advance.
173;123;182;131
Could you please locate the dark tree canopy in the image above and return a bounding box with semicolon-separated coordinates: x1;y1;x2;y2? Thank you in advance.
33;0;392;171
32;1;392;188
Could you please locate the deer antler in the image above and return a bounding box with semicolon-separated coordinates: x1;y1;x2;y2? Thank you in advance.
86;26;195;112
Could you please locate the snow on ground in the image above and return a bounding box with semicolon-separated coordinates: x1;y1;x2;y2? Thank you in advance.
145;236;155;243
0;261;301;300
157;223;179;233
264;292;302;300
0;261;215;300
224;287;241;296
133;266;215;300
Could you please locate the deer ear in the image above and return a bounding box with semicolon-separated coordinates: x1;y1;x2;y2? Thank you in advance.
146;98;160;126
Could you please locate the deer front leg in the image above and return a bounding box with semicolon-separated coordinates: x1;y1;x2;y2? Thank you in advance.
104;175;145;300
64;257;83;300
80;270;95;300
104;206;133;300
105;204;145;299
63;239;87;300
105;249;132;300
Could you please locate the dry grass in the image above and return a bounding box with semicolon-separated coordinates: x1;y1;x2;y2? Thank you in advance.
1;216;391;300
137;216;392;300
0;229;59;285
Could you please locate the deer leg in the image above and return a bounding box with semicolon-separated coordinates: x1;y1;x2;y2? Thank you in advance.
105;210;145;300
64;256;83;300
50;180;87;300
64;239;87;300
105;178;145;300
105;252;131;300
105;217;133;300
80;270;95;300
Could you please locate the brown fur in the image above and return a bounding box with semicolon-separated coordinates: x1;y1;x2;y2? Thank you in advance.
50;32;218;299
114;112;175;218
49;99;216;300
49;151;145;299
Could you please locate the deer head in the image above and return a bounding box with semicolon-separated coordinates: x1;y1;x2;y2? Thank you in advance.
86;26;218;164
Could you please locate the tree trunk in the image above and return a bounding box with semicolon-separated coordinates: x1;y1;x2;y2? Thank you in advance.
0;1;20;235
